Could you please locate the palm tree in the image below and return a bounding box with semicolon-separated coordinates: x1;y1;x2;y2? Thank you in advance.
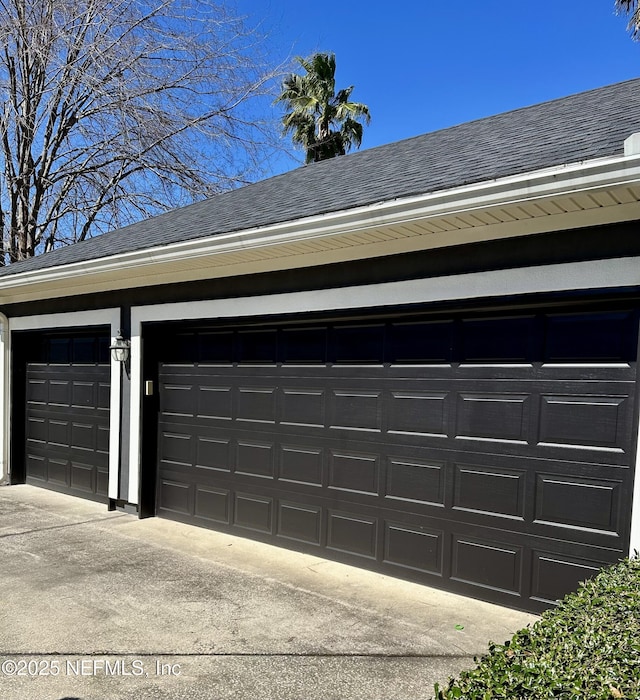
617;0;640;38
276;53;371;164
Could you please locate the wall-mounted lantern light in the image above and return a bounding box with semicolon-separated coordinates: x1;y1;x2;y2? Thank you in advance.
110;331;130;365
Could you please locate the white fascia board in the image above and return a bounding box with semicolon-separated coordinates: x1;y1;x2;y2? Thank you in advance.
3;153;640;298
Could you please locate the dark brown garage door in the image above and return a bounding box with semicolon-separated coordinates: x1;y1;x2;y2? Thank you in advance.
153;307;638;612
20;332;111;502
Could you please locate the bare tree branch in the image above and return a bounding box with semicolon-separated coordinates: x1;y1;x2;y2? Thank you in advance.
0;0;285;263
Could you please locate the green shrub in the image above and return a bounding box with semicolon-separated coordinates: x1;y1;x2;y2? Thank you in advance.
433;557;640;700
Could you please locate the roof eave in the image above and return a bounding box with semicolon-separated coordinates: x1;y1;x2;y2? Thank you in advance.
2;153;640;305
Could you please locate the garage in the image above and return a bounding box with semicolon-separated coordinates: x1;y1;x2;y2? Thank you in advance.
11;329;111;503
147;303;638;612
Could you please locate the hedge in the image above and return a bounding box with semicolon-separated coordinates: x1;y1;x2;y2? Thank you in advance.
433;556;640;700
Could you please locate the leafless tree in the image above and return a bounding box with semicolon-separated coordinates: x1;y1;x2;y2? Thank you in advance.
0;0;283;262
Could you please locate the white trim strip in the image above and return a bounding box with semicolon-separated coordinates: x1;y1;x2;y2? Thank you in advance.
0;313;9;484
9;309;122;501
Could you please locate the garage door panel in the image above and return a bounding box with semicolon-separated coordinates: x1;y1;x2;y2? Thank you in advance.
452;463;526;520
327;510;378;559
383;522;444;575
195;436;232;471
456;392;531;443
47;458;68;485
279;445;323;485
384;457;446;506
544;311;637;362
388;391;449;437
538;394;629;451
277;501;323;545
281;388;326;428
155;309;637;611
534;474;622;534
70;461;96;493
461;316;538;363
234;492;273;533
194;485;230;524
237;386;277;424
451;536;523;596
236;440;275;478
197;385;233;420
530;552;605;605
328;450;380;495
27;378;48;404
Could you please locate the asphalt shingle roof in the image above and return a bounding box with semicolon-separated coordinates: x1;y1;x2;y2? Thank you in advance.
3;77;640;279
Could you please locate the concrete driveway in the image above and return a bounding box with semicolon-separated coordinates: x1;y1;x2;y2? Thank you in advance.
0;485;536;700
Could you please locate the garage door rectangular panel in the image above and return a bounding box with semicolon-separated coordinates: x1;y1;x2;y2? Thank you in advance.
461;317;538;363
98;382;110;410
49;338;71;363
281;388;326;427
385;458;445;506
96;468;109;497
197;386;233;420
237;387;277;423
331;390;381;431
70;462;95;493
161;384;195;417
234;493;272;532
535;474;621;533
47;458;68;485
279;446;323;485
195;486;230;524
72;382;96;409
277;502;322;545
281;327;327;363
159;480;192;515
384;522;443;574
26;454;46;480
159;431;193;466
333;325;384;363
71;422;95;451
48;380;71;406
49;419;70;447
238;329;277;363
196;436;231;471
97;426;110;454
236;441;274;478
539;394;628;450
329;451;379;495
456;393;530;443
27;417;47;442
388;320;454;364
198;331;234;363
544;311;637;362
388;392;448;436
453;464;525;519
452;537;522;595
27;378;47;404
530;552;603;604
328;511;378;559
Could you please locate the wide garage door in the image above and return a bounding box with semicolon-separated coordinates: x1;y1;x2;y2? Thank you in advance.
17;330;111;502
153;306;638;612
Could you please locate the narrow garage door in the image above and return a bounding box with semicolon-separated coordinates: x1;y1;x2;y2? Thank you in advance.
20;331;111;502
153;307;638;612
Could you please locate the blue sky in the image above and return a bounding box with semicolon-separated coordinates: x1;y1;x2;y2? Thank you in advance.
236;1;640;171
